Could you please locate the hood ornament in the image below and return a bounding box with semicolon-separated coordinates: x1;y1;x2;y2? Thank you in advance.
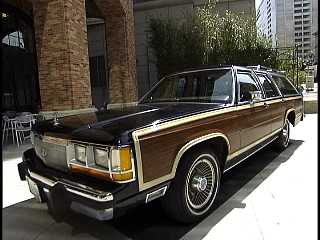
53;112;60;126
41;147;47;157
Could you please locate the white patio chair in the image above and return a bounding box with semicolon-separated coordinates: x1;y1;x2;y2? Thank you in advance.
2;115;15;145
15;115;33;147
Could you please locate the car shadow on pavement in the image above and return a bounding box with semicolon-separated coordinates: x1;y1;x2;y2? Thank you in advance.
108;139;304;240
3;140;303;240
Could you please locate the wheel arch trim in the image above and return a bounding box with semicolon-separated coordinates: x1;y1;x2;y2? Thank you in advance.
285;108;296;126
133;132;230;192
174;133;230;171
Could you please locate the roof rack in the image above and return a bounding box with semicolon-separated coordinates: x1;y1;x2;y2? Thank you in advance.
247;65;281;73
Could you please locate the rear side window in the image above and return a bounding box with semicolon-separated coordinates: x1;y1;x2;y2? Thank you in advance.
257;75;280;98
271;75;299;96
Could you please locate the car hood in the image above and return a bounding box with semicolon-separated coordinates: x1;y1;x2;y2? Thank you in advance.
33;103;226;145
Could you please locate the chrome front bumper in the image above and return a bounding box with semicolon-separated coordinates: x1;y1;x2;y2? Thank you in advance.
27;169;114;221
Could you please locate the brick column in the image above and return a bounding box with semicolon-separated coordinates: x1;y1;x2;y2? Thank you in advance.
33;0;92;111
94;0;138;104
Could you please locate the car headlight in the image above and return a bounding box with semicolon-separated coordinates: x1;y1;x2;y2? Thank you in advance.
69;142;134;182
75;144;86;163
94;147;109;169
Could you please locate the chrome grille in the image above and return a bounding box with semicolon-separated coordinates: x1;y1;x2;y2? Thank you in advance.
34;136;69;172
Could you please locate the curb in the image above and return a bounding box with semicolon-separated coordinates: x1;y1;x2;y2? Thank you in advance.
304;100;318;114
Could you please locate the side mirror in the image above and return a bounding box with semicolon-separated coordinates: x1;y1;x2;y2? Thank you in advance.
250;91;263;102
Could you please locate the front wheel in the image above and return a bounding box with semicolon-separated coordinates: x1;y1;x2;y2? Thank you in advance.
161;149;221;224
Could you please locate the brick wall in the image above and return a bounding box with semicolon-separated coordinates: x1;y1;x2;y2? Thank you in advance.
6;0;138;111
33;0;92;111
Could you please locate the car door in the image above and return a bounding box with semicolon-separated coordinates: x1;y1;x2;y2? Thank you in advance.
256;72;284;132
236;70;272;150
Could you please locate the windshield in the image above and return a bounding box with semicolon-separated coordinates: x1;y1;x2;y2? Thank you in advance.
140;68;234;104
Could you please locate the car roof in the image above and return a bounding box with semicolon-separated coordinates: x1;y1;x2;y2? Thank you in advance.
161;65;252;79
247;65;286;76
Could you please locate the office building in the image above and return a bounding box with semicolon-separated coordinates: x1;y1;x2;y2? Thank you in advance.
256;0;318;57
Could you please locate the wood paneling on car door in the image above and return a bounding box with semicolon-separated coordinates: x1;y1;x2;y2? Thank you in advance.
137;109;240;183
237;103;272;149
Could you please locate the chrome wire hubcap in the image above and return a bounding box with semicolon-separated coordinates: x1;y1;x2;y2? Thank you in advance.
192;175;208;192
283;121;289;145
186;158;215;210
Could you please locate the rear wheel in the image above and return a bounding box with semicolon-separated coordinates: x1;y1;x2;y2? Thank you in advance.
161;149;221;224
274;118;290;150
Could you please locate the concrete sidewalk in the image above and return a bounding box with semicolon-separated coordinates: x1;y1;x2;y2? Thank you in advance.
2;114;318;240
2;139;34;208
302;82;318;114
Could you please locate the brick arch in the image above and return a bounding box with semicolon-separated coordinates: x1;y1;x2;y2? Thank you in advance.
85;0;103;18
92;0;138;104
2;0;33;18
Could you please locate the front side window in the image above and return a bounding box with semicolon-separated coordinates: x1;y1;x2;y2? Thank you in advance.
238;72;261;102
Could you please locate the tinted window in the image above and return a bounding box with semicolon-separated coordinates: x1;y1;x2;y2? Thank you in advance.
238;73;260;102
204;70;233;103
271;75;299;96
140;69;234;104
258;75;280;98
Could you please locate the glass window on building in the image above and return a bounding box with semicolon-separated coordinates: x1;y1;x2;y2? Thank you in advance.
2;3;40;113
89;56;106;88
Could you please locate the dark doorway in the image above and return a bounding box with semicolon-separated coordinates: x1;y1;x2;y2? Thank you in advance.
2;3;40;113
